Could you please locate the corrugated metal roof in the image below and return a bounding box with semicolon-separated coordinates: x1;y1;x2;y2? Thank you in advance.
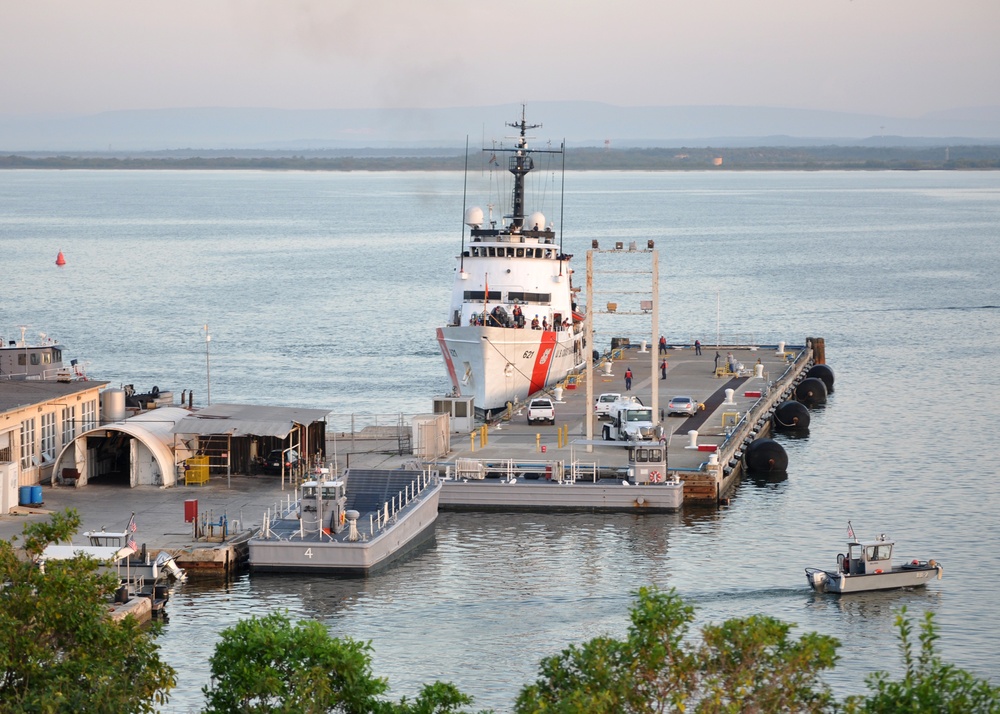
172;403;330;438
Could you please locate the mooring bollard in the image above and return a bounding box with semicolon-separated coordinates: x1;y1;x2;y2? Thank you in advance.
724;388;736;405
686;430;699;449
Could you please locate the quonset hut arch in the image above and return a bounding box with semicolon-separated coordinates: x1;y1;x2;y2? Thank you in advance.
53;407;191;488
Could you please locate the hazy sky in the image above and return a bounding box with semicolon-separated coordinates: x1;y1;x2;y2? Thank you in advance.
2;0;997;117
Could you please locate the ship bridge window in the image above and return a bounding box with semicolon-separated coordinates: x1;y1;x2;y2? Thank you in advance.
866;544;892;561
464;290;500;302
516;248;524;257
507;291;552;304
488;247;496;257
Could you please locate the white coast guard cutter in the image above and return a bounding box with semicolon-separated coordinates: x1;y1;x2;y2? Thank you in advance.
436;109;585;418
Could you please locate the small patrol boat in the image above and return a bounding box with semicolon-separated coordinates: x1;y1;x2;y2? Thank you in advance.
805;523;943;594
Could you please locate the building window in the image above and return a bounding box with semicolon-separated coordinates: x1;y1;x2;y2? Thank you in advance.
82;400;97;431
62;406;76;443
41;412;57;461
20;418;36;470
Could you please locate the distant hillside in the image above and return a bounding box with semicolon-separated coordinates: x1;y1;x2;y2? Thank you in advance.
4;145;999;171
1;102;999;152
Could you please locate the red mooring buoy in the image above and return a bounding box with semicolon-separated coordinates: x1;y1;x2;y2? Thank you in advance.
55;251;66;266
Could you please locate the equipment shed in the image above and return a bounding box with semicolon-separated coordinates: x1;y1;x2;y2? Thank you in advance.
54;407;192;488
173;404;330;479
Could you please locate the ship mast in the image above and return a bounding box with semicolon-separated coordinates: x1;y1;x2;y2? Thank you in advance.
506;106;541;231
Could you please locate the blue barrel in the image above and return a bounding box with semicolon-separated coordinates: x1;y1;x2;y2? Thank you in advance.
19;486;32;506
30;485;42;504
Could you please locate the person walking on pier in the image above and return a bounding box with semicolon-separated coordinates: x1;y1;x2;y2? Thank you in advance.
660;359;668;379
695;339;702;355
658;336;667;355
714;351;721;372
624;368;633;391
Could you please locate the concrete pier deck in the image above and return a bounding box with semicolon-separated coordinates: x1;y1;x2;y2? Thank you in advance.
1;341;817;574
1;474;294;577
438;342;814;503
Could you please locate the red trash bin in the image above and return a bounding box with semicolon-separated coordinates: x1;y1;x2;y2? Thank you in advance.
184;499;198;523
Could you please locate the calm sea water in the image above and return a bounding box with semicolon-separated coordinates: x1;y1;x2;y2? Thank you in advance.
2;169;999;712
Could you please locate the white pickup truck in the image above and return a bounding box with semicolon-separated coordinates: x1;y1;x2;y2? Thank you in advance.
602;397;660;442
526;397;556;425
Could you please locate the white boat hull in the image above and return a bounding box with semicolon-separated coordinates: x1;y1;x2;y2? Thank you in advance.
437;325;582;415
806;564;942;594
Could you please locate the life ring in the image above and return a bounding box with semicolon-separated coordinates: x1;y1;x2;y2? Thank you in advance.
649;470;663;483
874;569;883;574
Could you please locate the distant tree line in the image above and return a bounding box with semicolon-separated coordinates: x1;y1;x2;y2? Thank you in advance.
2;145;1000;171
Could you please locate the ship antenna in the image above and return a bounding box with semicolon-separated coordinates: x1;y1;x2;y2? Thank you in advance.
460;135;469;272
559;139;566;275
506;104;541;230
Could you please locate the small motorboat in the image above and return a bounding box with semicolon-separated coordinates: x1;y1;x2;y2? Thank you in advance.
805;523;942;594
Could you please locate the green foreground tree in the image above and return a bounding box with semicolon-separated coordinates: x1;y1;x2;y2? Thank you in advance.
201;611;485;714
844;606;1000;714
0;509;176;713
515;586;840;714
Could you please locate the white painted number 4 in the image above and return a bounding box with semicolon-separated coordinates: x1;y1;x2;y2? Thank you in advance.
303;548;314;559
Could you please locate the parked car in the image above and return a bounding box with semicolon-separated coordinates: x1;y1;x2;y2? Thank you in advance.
263;448;299;474
666;395;699;417
527;398;556;425
594;392;622;418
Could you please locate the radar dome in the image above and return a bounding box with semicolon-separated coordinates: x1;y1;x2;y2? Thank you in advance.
464;206;484;228
526;211;546;231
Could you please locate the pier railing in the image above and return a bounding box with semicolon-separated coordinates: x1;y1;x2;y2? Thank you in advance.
714;346;812;476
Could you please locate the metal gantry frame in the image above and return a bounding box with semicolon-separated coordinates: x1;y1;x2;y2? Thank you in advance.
584;243;659;452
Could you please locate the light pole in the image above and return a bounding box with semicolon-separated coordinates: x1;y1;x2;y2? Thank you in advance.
204;324;211;406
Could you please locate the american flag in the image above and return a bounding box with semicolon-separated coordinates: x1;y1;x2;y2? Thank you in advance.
127;535;138;553
847;521;855;539
126;514;137;533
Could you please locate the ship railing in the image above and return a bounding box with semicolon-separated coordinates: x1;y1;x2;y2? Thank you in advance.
571;461;598;483
371;468;439;537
